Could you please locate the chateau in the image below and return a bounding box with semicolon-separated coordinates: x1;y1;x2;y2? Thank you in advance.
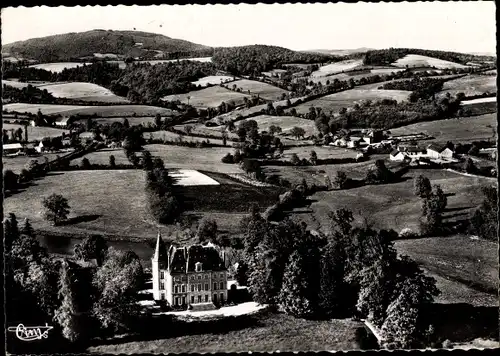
151;233;228;308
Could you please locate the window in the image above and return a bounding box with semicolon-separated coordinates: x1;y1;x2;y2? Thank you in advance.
198;283;201;291
160;271;164;279
197;275;201;280
220;293;224;302
195;262;203;272
204;283;209;291
205;295;208;302
220;273;224;279
213;282;217;290
205;274;208;279
213;294;217;303
175;297;179;306
191;296;195;304
160;281;165;290
198;295;202;303
190;285;195;292
174;285;178;294
190;275;195;281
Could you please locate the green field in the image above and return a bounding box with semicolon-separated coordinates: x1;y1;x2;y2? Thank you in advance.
226;79;289;100
28;62;91;73
392;54;468;69
284;168;495;234
2;123;69;141
294;89;411;114
310;59;364;78
251;115;318;136
146;130;227;146
162;85;252;109
37;82;130;103
3;103;177;117
438;74;497;98
79;148;131;166
192;75;234;87
394;236;498;305
87;311;366;354
2;152;62;174
90;116;158;126
389;113;496;144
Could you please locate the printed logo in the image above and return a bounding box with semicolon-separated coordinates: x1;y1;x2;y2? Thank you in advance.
7;323;54;341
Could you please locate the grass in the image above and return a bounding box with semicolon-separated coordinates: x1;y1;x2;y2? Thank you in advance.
144;144;241;174
3;103;176;117
294;88;411;114
392;54;469;69
310;59;364;77
438;74;497;98
2;152;62;174
394;235;498;305
252;115;318;136
37;82;129;103
226;79;289;100
162;85;252;109
192;75;234;87
87;311;366;353
2;79;52;88
79;148;131;166
91;116;158;126
172;123;240;141
389;113;497;144
2;123;69;141
28;62;92;73
284;167;494;234
145;130;227;146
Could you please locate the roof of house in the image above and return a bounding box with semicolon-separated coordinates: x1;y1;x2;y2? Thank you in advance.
3;143;23;150
390;149;403;156
406;146;425;153
55;116;72;124
427;144;448;153
153;235;225;273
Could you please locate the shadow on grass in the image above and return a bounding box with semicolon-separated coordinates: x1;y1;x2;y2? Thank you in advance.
59;214;102;226
424;303;499;343
89;311;265;347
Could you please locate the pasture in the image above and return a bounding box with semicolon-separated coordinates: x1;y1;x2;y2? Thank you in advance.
108;57;212;69
438;75;497;98
192;75;234;87
2;152;62;174
461;97;496;105
394;235;498;304
37;82;130;103
28;62;92;73
172;123;239;140
294;89;411;114
162;86;251;109
3;103;176;117
309;68;406;84
251;115;318;136
78;148;130;166
227;79;289;100
87;311;365;354
310;59;364;77
389;113;496;144
2;80;52;88
2;123;68;141
392;54;468;69
90;116;158;126
145;130;227;146
288;168;494;235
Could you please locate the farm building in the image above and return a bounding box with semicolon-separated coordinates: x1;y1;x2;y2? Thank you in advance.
35;141;46;153
390;150;410;162
2;143;23;156
151;233;228;310
426;144;454;159
55;116;73;128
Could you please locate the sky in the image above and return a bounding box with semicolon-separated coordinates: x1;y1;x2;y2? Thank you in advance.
1;2;497;54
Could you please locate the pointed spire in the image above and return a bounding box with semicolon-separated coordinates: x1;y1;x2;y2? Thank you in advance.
152;229;166;262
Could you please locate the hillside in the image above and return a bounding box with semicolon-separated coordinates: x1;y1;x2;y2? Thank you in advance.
2;30;212;63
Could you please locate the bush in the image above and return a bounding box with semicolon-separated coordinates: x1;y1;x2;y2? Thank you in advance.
221;153;234;164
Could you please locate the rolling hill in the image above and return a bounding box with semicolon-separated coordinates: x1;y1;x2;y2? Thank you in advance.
2;30;212;63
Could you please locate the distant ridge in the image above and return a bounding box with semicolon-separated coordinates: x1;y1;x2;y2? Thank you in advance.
304;48;375;56
2;30;212;63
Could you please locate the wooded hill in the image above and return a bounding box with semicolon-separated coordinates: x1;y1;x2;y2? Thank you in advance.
363;48;496;66
2;30;213;62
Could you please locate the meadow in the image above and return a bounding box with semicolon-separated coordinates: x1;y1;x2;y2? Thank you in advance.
86;311;366;354
389;113;496;144
294;88;411;114
3;103;176;117
162;86;252;108
392;54;469;69
227;79;289;100
2;123;69;141
192;75;234;87
310;59;364;77
145;130;227;146
28;62;92;73
37;82;130;103
251;115;318;136
108;57;212;69
288;168;494;235
438;75;497;98
2;152;62;174
2;79;52;88
90;116;158;126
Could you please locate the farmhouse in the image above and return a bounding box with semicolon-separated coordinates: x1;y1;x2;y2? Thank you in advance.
55;116;73;128
151;233;228;310
390;149;410;162
2;143;23;156
426;144;454;159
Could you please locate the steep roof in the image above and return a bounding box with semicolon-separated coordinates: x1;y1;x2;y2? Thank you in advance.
152;232;169;268
390;149;403;156
427;144;447;153
167;242;225;273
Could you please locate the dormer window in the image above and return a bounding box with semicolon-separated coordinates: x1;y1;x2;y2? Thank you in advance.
195;262;203;272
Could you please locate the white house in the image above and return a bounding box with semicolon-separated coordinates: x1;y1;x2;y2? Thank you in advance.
427;144;454;160
35;141;46;153
55;117;72;128
390;150;409;161
3;143;23;156
151;233;228;310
